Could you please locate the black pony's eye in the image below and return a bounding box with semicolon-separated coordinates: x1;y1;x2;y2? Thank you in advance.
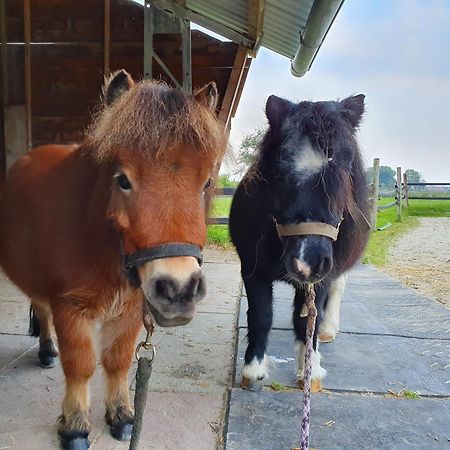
116;173;132;191
317;136;327;150
204;178;212;192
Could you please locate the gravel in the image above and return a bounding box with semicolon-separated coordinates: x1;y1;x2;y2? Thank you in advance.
381;217;450;309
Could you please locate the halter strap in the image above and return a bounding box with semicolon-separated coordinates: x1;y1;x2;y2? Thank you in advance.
118;236;203;288
123;243;203;270
275;221;340;241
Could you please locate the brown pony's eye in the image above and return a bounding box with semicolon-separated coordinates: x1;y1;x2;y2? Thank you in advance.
203;178;212;192
116;173;132;191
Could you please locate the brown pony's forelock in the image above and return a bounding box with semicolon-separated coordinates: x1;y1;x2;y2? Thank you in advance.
86;80;226;160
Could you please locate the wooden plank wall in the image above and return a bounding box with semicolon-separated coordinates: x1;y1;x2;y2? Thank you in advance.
1;0;248;151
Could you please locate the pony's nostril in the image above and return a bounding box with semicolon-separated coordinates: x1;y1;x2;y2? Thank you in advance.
318;256;332;274
155;278;177;300
187;272;205;299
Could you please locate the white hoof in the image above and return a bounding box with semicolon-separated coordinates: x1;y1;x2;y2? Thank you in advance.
242;355;269;381
295;341;326;382
318;320;338;342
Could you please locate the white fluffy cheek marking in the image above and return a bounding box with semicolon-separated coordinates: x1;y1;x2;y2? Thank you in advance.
295;341;327;381
293;138;327;180
242;355;269;380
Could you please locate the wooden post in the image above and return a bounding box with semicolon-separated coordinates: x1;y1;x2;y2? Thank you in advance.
104;0;110;77
144;0;154;80
0;0;7;180
24;0;32;151
370;158;380;229
180;18;192;93
396;167;402;221
403;173;409;207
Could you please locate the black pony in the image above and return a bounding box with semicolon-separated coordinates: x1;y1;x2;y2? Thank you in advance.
229;94;369;391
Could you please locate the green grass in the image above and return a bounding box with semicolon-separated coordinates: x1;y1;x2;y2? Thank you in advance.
210;196;232;217
270;381;287;391
403;390;421;399
207;197;233;248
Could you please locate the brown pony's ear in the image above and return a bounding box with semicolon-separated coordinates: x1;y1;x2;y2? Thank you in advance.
103;69;134;106
194;82;218;111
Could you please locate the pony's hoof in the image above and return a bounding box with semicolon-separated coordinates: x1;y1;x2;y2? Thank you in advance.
318;333;335;343
297;379;323;392
110;421;133;441
60;435;90;450
39;354;56;368
241;376;263;392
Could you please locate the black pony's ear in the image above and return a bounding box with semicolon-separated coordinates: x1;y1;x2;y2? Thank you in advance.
194;82;219;111
266;95;292;127
103;69;134;106
340;94;365;128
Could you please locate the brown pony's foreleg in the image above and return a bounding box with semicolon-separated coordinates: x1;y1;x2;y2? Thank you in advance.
52;304;95;449
101;299;142;441
30;298;59;368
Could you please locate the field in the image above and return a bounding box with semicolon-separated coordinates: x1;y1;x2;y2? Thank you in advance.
208;195;450;265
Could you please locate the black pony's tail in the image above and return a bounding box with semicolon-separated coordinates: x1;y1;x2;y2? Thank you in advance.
29;306;40;337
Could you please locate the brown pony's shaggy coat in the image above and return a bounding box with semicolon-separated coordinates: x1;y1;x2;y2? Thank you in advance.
0;70;227;447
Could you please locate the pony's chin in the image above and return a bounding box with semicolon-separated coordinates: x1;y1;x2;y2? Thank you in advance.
146;301;194;327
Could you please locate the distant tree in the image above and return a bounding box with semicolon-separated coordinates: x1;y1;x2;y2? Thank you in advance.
216;174;238;188
235;128;265;177
366;165;396;189
404;168;425;184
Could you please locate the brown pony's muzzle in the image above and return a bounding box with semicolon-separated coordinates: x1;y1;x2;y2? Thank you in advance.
138;256;206;327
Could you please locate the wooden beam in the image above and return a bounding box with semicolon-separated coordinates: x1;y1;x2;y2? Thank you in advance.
0;0;6;179
144;0;154;79
248;0;265;56
104;0;110;77
219;46;248;127
24;0;32;151
180;18;191;92
152;0;255;49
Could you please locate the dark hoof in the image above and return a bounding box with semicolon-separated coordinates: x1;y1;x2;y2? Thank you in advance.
241;376;263;392
39;339;58;368
60;433;89;450
110;421;133;441
39;354;56;368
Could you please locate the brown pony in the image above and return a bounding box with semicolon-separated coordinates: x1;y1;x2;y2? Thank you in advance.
0;70;227;449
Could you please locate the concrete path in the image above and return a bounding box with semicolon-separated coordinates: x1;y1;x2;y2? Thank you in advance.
2;257;450;450
0;249;241;450
227;265;450;450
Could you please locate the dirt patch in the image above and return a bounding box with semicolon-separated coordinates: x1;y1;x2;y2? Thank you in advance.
381;217;450;309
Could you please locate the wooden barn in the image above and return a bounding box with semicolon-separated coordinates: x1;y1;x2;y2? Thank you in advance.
0;0;253;179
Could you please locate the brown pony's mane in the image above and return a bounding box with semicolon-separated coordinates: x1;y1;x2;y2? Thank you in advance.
87;79;226;160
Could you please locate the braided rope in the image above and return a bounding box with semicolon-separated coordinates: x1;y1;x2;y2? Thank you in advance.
300;284;317;450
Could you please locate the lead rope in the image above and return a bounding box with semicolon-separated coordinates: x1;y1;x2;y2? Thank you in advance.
129;309;155;450
299;284;317;450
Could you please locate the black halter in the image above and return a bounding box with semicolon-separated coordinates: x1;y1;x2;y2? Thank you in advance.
120;240;203;288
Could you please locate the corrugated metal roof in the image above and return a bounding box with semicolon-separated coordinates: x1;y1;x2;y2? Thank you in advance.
185;0;315;59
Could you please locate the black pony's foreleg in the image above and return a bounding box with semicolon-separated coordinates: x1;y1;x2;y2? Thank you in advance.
293;283;328;392
241;274;273;391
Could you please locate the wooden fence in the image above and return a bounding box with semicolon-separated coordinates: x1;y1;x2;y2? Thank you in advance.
208;187;236;225
368;158;403;230
369;157;449;230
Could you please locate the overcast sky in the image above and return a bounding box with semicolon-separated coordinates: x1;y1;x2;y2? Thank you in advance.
228;0;450;182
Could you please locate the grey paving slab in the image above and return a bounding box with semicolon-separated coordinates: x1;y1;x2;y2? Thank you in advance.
226;389;450;450
0;250;242;449
234;329;450;395
238;264;450;340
